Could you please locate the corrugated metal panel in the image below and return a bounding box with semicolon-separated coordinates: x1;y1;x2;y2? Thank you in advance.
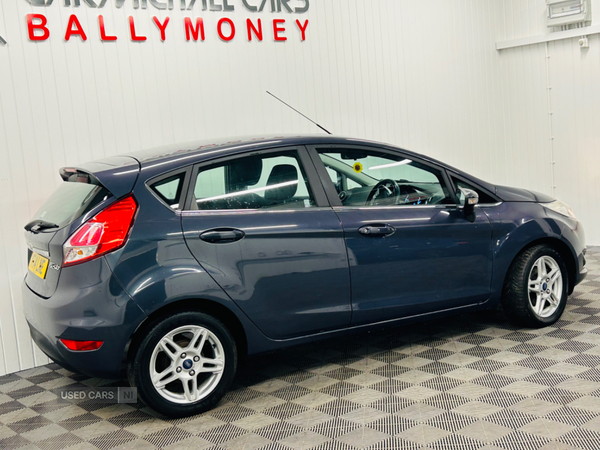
0;0;597;375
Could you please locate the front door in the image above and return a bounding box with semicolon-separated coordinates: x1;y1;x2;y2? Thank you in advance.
181;147;351;340
310;146;494;326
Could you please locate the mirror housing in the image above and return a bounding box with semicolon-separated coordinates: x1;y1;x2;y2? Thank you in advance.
458;187;479;218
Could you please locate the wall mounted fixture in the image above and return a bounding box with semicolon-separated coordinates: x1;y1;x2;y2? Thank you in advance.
547;0;591;28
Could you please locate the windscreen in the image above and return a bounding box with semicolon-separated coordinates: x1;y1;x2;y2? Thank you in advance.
31;177;110;229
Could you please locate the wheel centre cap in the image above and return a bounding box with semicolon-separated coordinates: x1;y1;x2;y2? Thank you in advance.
182;359;193;370
542;282;548;291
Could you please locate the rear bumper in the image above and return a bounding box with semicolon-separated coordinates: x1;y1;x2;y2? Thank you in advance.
22;257;146;379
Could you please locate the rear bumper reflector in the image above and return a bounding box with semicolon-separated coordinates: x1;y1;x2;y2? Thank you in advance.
60;339;104;351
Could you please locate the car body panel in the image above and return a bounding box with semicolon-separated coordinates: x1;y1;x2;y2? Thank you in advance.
24;226;72;298
494;185;555;203
334;206;494;325
22;257;146;379
481;202;586;305
181;208;352;339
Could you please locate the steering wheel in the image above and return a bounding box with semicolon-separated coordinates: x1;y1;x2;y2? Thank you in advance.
366;179;400;205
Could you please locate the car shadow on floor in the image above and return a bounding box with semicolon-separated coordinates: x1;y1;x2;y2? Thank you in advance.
230;306;515;390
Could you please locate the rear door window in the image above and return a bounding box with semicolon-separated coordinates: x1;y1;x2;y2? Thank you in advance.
189;151;316;211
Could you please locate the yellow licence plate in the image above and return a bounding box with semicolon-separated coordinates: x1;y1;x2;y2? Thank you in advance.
28;252;49;280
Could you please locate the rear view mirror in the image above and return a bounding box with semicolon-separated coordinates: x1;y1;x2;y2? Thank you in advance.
341;150;369;160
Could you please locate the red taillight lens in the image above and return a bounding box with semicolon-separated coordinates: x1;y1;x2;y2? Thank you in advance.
63;196;137;266
68;222;104;247
60;339;104;351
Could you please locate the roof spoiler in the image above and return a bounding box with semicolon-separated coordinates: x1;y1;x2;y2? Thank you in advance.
59;156;140;199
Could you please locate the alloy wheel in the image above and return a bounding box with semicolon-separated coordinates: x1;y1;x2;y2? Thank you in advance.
149;325;225;404
528;255;563;319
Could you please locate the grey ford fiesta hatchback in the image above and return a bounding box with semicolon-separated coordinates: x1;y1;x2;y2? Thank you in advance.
23;135;587;417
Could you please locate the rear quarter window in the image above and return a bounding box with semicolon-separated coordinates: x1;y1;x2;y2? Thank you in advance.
149;173;186;210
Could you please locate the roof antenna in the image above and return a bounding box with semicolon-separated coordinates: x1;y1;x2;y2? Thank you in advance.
267;91;332;135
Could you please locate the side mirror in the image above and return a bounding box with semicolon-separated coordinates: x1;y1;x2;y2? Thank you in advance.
458;187;479;217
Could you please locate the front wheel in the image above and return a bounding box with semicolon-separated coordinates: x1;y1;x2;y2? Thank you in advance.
128;311;237;417
502;245;568;327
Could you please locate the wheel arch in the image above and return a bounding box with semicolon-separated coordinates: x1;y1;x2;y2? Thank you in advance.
125;298;249;369
504;237;577;295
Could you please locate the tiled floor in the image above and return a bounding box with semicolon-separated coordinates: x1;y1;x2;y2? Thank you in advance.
2;248;600;450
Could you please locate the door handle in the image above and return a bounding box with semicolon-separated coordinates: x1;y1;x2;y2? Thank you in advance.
358;224;396;237
200;229;245;244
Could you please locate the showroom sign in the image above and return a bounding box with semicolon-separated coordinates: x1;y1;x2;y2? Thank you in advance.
22;0;310;43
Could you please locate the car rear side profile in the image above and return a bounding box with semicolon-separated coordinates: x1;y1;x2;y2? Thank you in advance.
22;135;587;417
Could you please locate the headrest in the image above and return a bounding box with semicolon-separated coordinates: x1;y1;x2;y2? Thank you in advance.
265;164;299;202
228;157;263;192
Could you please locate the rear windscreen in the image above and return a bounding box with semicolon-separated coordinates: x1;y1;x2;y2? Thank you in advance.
31;177;110;229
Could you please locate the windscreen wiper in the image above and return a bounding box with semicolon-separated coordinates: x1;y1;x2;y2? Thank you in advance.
25;220;59;233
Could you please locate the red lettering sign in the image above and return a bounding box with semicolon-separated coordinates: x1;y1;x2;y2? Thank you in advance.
129;16;147;42
99;15;117;41
185;17;205;41
273;19;286;42
217;18;235;42
65;15;87;42
296;19;309;41
26;14;50;41
247;18;263;41
23;15;309;44
153;17;170;42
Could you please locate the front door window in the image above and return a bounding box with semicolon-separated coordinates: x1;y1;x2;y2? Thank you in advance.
318;150;453;207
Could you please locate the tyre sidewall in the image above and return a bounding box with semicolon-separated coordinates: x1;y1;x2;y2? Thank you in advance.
129;312;237;418
521;247;568;326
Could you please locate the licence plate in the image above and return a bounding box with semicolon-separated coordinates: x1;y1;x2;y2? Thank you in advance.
28;252;50;280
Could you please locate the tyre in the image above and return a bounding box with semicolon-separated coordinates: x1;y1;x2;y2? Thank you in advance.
128;311;237;417
502;245;568;327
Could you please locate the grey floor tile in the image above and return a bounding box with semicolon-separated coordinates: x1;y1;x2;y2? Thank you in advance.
336;426;389;448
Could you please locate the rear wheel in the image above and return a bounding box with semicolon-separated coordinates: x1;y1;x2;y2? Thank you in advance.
128;311;237;417
502;245;568;327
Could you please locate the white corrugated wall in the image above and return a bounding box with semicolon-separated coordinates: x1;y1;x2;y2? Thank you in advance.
497;0;600;249
0;0;598;376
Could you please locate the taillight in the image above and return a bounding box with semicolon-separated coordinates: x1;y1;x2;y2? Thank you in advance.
63;196;137;266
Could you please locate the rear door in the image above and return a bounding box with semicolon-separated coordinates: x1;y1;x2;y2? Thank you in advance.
308;145;494;325
180;147;351;340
